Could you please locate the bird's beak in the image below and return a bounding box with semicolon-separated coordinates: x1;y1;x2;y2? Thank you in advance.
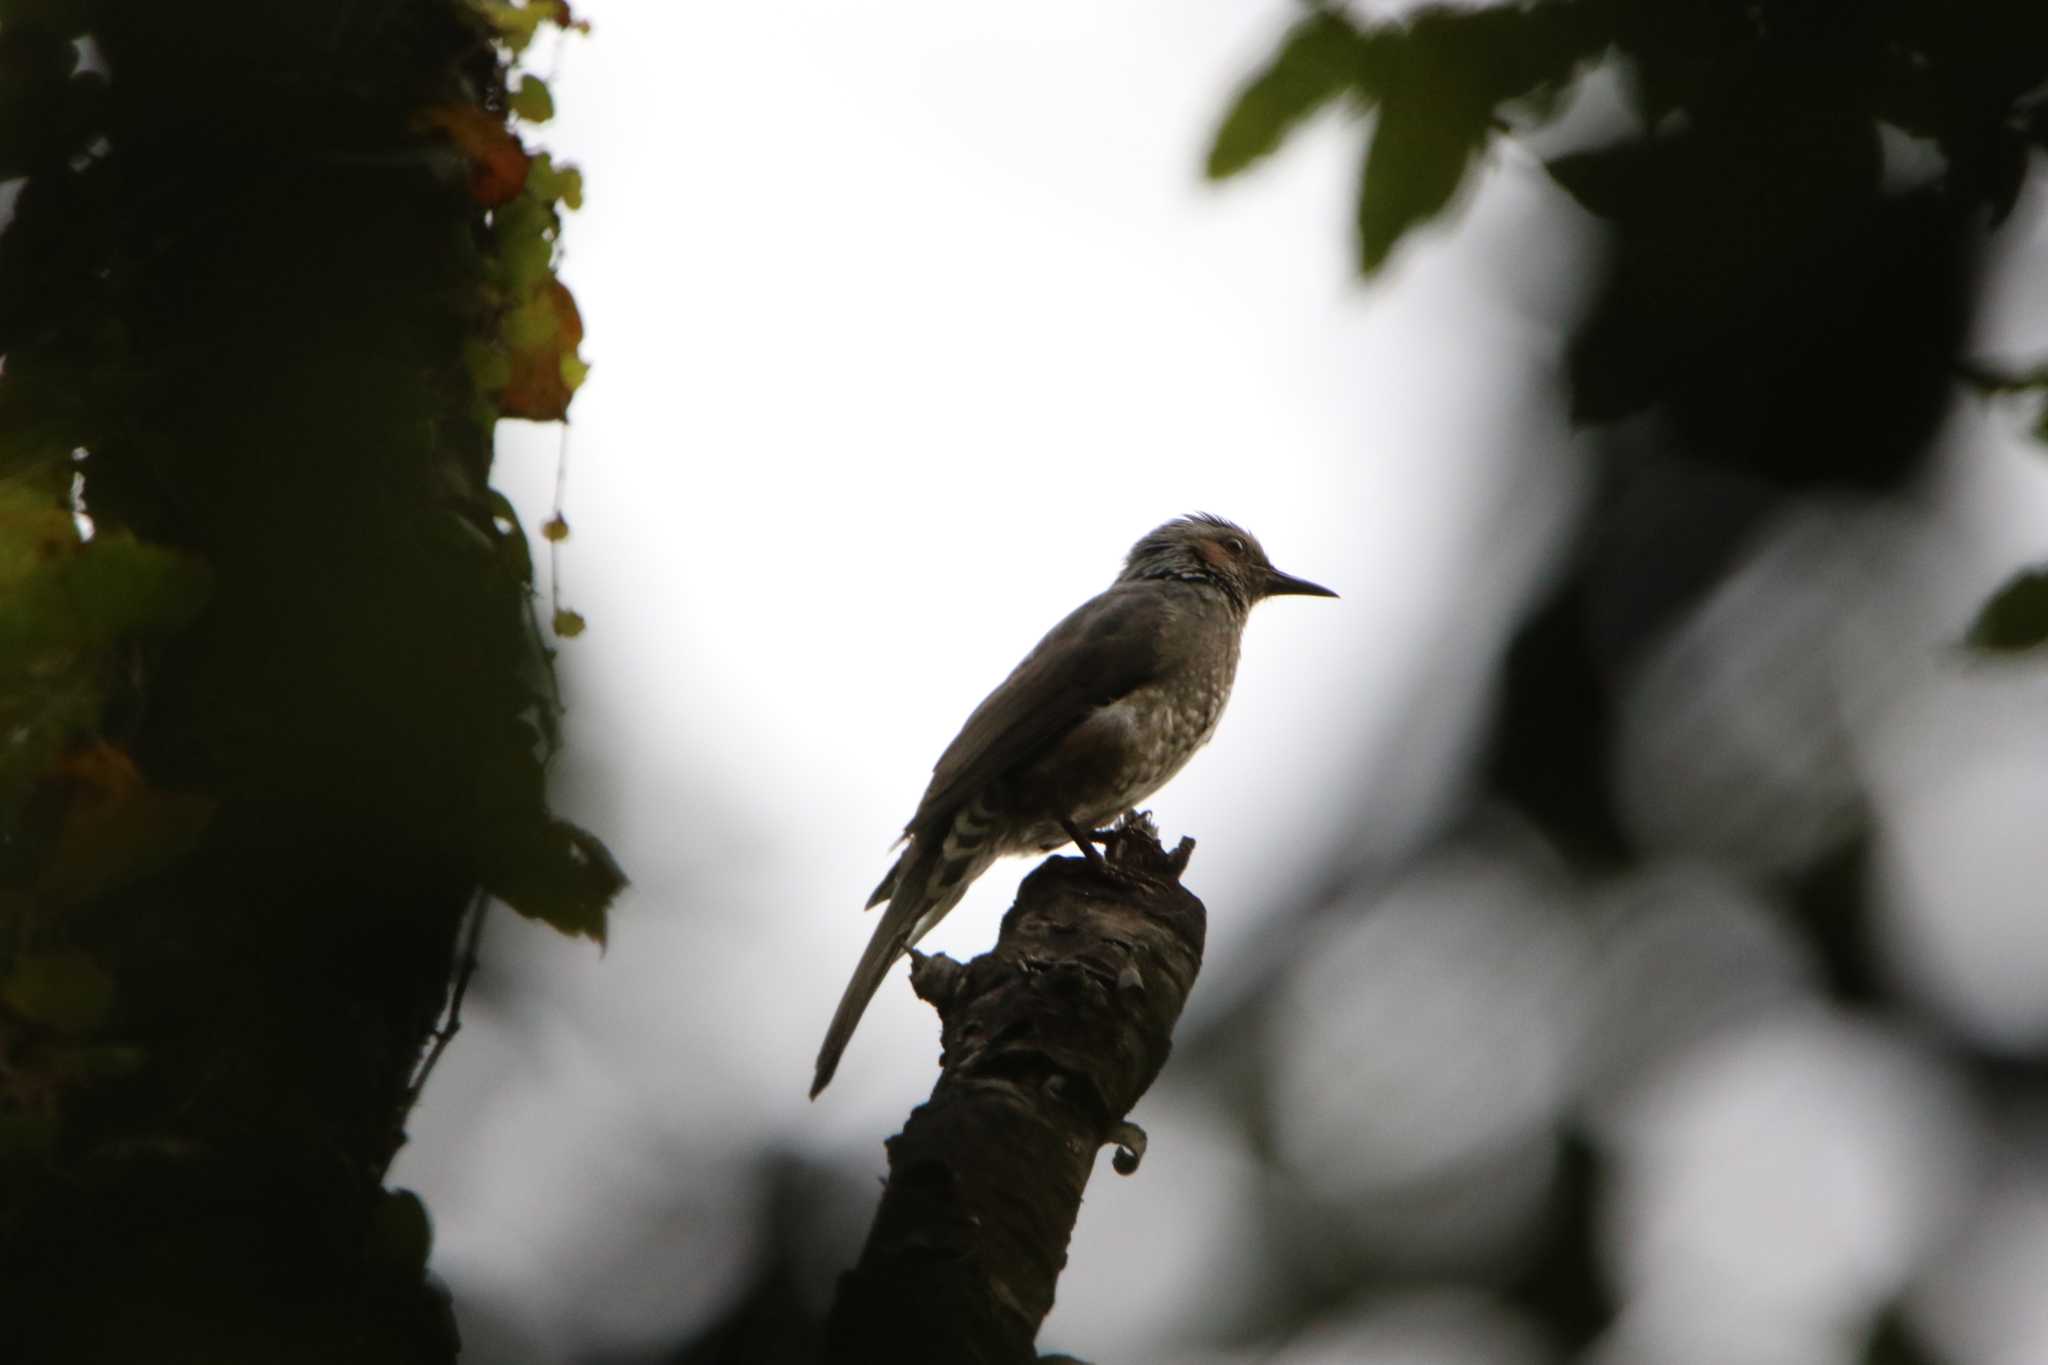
1262;565;1338;599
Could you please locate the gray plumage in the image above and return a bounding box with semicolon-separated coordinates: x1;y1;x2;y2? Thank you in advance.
811;514;1335;1097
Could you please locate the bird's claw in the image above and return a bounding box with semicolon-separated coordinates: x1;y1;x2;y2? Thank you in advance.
1059;817;1115;872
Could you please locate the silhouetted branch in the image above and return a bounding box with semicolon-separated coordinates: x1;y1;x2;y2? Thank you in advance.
400;891;490;1121
823;813;1205;1365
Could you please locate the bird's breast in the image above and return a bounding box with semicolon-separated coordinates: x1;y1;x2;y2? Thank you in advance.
996;593;1247;848
1007;671;1236;849
1142;672;1231;759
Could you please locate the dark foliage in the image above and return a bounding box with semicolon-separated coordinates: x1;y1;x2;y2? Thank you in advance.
0;2;614;1358
1191;1;2048;1360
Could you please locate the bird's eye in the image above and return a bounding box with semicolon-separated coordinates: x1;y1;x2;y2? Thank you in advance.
1225;537;1247;557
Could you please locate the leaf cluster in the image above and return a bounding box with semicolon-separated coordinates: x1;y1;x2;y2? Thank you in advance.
1209;2;1605;271
1211;0;2048;650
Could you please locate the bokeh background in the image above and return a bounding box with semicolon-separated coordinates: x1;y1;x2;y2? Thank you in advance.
390;3;2048;1362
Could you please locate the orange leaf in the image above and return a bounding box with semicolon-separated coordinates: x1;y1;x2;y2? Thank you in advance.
500;280;586;421
36;743;214;904
48;742;143;810
419;104;530;207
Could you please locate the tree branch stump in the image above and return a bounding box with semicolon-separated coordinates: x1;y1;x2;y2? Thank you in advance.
823;812;1206;1365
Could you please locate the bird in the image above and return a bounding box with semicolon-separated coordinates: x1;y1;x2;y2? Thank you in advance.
811;513;1335;1097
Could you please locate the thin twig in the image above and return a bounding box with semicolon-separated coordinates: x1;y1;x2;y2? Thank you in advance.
1958;357;2048;395
403;889;490;1113
548;417;572;626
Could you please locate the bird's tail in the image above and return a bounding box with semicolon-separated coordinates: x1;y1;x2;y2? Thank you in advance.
811;840;986;1098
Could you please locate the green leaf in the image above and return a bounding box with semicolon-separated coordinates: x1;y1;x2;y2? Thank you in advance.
0;514;212;658
526;154;584;211
1967;567;2048;652
0;485;82;584
509;75;554;123
1207;11;1375;181
504;292;560;350
0;509;210;822
2;949;113;1033
552;607;585;637
499;221;556;292
558;352;589;394
1351;2;1608;272
58;533;213;641
1357;91;1488;272
478;1;548;54
464;336;514;394
492;191;558;290
1213;2;1608;271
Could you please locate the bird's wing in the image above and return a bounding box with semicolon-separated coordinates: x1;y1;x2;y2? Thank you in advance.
905;582;1165;840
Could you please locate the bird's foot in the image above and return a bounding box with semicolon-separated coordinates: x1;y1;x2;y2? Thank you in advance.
1111;809;1160;843
1058;817;1116;873
1062;817;1165;891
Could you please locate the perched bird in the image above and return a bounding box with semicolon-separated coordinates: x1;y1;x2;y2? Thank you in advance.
811;514;1335;1097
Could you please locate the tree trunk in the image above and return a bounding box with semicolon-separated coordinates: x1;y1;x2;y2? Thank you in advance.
0;5;614;1358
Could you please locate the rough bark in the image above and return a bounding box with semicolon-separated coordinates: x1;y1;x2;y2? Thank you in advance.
823;814;1206;1365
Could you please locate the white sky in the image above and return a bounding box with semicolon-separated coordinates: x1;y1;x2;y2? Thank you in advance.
448;0;1591;1118
396;3;1593;1356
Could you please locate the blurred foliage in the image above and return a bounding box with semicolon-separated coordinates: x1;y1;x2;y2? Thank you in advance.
1958;360;2048;653
0;487;211;820
1179;5;2048;1365
1211;0;2048;282
1212;0;2048;641
0;0;616;1358
1212;3;1603;271
1967;566;2048;651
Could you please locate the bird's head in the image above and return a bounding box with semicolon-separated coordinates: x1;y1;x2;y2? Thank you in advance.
1119;513;1337;609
